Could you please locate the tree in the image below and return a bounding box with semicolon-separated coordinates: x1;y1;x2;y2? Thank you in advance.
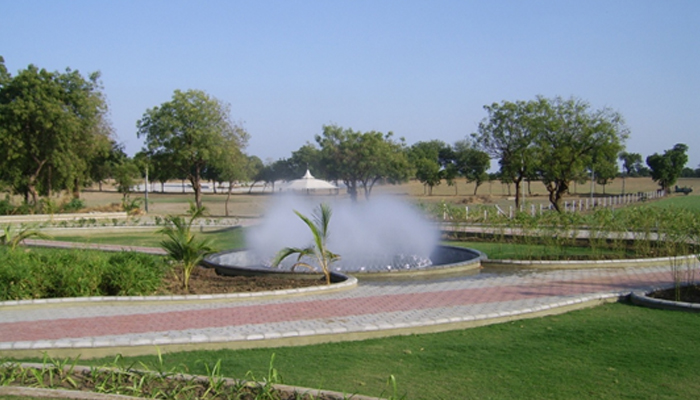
209;141;249;217
593;155;618;195
0;56;10;87
90;141;128;192
316;125;410;201
680;167;696;178
453;140;491;195
473;100;538;209
618;151;643;194
646;144;689;192
112;158;140;200
287;143;325;180
137;89;248;208
408;140;446;195
0;64;112;205
533;96;628;212
271;203;339;285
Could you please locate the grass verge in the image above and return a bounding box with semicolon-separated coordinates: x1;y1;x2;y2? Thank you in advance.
11;302;695;400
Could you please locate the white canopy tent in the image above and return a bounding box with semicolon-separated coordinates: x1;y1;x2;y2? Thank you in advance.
279;170;339;194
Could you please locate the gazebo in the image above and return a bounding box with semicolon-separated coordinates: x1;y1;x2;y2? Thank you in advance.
279;170;338;194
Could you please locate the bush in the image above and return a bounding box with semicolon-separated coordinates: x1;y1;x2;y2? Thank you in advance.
0;196;14;215
62;198;86;212
0;248;168;301
100;252;166;296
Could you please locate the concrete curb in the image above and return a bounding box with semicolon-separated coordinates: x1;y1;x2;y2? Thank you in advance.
1;363;385;400
629;290;700;312
0;276;359;308
483;254;699;270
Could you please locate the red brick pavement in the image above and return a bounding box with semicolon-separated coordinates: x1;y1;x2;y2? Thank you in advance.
0;269;672;343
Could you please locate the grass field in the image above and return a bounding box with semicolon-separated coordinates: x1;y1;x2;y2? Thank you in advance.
57;177;697;218
639;194;700;211
49;226;246;250
34;303;691;399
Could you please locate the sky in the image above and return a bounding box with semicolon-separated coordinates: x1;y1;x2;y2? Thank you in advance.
2;0;699;170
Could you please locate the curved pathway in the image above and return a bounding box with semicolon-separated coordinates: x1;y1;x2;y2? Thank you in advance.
0;241;696;358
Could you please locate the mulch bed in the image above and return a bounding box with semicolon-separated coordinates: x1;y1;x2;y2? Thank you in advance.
156;266;326;296
648;285;700;304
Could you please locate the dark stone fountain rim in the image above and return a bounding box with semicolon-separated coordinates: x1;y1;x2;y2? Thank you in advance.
202;245;486;279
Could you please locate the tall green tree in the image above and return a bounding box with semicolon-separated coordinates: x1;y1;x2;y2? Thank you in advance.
0;63;112;205
408;140;446;195
646;143;689;192
533;96;628;212
473;100;538;209
316;125;410;201
618;151;643;194
137;89;249;208
593;155;618;195
287;143;325;180
453;140;491;195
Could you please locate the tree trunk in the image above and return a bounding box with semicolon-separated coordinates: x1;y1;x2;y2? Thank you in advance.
513;177;523;210
621;176;626;195
190;173;202;209
47;165;53;197
547;180;568;213
73;177;80;199
346;181;358;202
225;184;232;217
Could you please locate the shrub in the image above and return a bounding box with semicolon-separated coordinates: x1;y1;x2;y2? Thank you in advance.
62;198;86;212
0;248;168;301
100;252;166;296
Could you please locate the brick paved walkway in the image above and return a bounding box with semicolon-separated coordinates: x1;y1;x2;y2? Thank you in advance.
1;248;690;358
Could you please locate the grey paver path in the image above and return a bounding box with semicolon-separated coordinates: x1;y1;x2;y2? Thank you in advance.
2;239;693;358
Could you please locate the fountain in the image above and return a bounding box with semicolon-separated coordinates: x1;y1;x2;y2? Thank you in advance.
203;196;484;279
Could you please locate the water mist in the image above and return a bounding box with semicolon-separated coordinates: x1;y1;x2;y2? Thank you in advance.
246;195;440;272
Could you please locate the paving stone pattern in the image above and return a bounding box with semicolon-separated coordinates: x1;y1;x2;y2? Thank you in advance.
0;262;682;354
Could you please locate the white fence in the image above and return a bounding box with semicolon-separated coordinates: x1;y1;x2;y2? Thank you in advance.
454;190;666;221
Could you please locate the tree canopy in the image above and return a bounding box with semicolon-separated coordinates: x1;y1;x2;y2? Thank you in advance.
646;143;688;192
473;100;538;209
316;125;410;201
474;96;628;212
0;62;112;205
533;96;628;211
137;89;249;208
408;140;445;195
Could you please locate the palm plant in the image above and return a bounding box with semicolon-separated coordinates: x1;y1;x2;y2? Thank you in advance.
271;203;340;285
0;224;52;250
159;204;213;291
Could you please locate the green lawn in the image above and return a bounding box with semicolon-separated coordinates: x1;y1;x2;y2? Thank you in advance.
445;240;629;260
49;228;623;260
63;303;698;400
642;194;700;212
50;227;246;251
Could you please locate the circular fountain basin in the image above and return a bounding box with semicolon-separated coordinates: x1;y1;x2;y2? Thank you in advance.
203;245;485;279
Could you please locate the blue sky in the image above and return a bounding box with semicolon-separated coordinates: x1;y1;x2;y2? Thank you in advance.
3;0;699;170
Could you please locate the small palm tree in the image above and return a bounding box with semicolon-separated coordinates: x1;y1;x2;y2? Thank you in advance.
271;203;340;285
0;224;52;250
159;204;214;291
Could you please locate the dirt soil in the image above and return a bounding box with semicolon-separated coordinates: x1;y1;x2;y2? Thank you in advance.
649;285;700;304
156;266;326;295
